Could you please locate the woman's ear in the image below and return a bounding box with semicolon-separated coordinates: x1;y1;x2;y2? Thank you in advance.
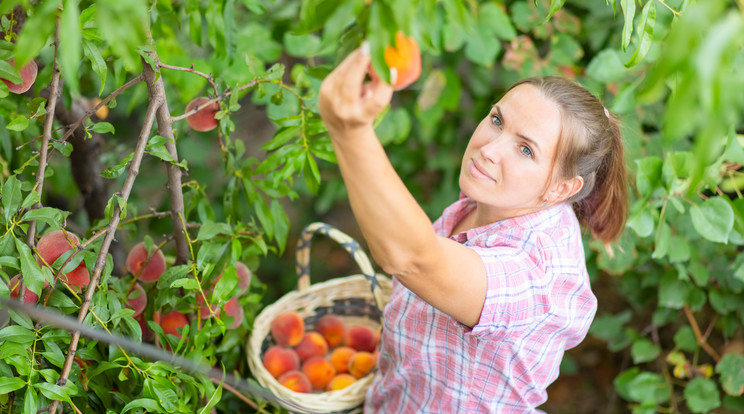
547;176;584;204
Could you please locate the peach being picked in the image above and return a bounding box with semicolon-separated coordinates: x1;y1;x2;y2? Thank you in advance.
270;311;305;346
125;242;166;283
36;229;90;291
369;31;421;91
185;96;220;132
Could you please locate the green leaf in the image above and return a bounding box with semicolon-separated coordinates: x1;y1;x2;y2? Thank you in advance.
625;0;656;68
542;0;566;23
13;0;57;68
684;377;721;413
34;382;73;404
156;265;191;290
90;121;115;134
620;0;636;52
0;325;36;344
51;140;73;157
658;272;690;309
0;376;26;394
22;207;71;229
6;115;28;132
14;238;45;296
60;0;82;96
82;39;107;94
690;197;734;243
101;153;133;179
631;338;661;364
121;398;161;413
716;353;744;396
170;278;199;290
2;175;22;222
23;383;37;414
0;59;23;84
673;326;698;352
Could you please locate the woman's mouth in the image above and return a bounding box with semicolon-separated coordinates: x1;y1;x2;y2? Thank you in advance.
469;159;495;182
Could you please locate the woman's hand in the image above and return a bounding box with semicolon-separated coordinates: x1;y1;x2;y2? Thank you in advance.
319;42;395;138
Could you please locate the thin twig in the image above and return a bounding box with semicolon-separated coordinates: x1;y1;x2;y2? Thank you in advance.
157;61;219;95
657;0;680;16
47;94;164;414
683;305;721;362
211;377;270;413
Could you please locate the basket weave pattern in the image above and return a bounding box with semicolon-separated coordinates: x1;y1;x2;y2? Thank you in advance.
248;223;392;414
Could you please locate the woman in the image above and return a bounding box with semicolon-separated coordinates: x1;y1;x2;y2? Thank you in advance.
318;43;628;413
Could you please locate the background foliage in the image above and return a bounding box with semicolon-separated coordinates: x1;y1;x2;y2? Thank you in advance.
1;0;743;413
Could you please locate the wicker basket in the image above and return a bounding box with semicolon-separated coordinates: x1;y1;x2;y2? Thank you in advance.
248;222;392;414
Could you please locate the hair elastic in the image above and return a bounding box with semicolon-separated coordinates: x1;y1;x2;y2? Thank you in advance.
603;106;610;118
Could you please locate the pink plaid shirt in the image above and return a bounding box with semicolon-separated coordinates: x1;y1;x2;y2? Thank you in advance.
365;195;597;413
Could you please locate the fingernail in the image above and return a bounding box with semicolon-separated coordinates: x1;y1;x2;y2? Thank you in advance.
390;67;398;85
360;41;370;56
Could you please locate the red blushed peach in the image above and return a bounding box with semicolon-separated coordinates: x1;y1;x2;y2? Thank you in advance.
8;275;39;304
294;331;328;362
126;242;166;283
36;229;89;290
185;97;219;132
345;325;379;352
223;297;243;329
328;346;355;374
262;345;300;379
348;351;376;379
277;370;312;393
314;314;346;348
158;310;189;339
2;58;38;94
235;261;251;295
301;356;336;391
127;283;147;318
270;311;305;347
326;373;357;391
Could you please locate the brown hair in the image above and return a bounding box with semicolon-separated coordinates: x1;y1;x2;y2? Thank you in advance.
508;76;628;243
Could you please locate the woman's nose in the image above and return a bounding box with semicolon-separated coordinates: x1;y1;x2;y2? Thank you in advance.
479;137;504;165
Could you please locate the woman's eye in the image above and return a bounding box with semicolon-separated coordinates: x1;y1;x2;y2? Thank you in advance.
491;114;502;127
520;145;533;158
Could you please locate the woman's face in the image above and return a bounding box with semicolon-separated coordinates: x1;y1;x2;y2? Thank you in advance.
459;83;564;222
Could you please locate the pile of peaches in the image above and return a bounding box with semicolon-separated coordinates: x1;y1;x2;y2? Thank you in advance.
263;311;380;393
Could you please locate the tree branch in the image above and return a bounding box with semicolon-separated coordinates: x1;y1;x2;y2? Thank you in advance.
141;55;190;265
683;305;721;362
47;94;165;414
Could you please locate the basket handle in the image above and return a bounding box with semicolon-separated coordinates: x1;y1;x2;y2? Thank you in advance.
295;222;387;316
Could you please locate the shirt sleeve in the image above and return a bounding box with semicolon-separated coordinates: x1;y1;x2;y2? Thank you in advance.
466;244;554;338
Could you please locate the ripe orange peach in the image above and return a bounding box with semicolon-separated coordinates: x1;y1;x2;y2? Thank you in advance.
158;310;189;339
223;297;244;329
326;373;357;392
270;311;305;346
125;242;166;283
277;370;312;393
2;58;38;94
92;98;109;120
294;331;328;362
301;356;336;391
7;275;39;304
345;325;379;352
262;345;300;379
348;351;376;379
36;230;89;290
185;97;220;132
369;32;421;90
126;282;147;318
328;346;356;374
314;314;346;348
